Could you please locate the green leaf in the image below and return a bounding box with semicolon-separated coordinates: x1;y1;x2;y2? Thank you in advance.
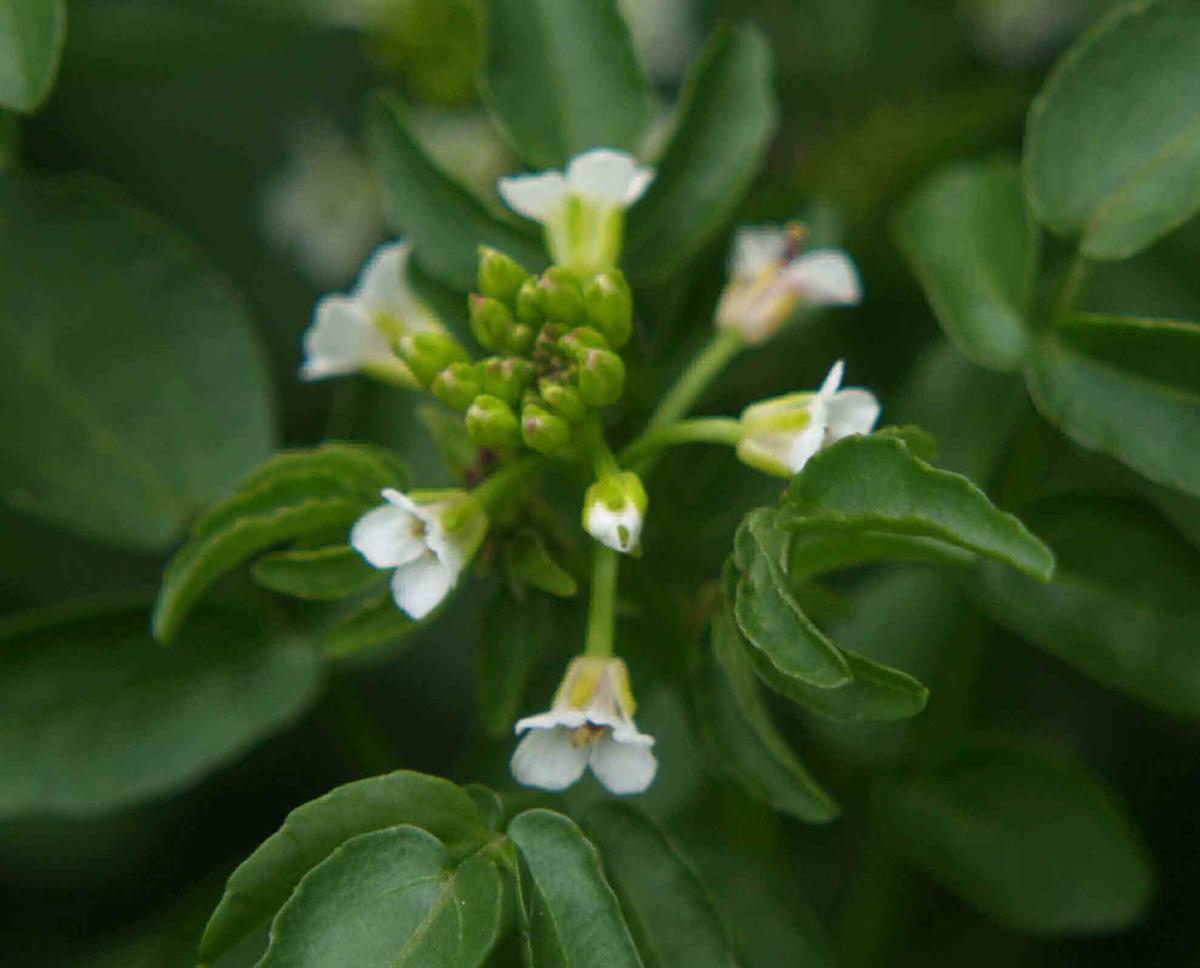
367;92;545;291
895;159;1037;370
479;0;651;168
733;511;851;689
0;604;322;819
874;424;939;464
0;174;273;551
625;24;778;281
503;528;578;597
0;0;64;112
199;771;492;964
154;443;405;642
1024;0;1200;259
694;603;839;823
253;545;383;601
582;804;737;968
479;587;548;737
508;809;644;968
1026;314;1200;496
970;494;1200;716
259;825;502;967
0;110;19;168
783;435;1055;580
321;592;417;658
875;740;1154;933
788;526;975;582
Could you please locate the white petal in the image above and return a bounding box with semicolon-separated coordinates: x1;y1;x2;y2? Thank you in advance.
784;250;862;305
784;419;827;474
585;501;643;554
355;240;412;316
730;225;788;280
515;709;589;734
300;296;391;380
825;388;881;443
498;171;568;222
391;554;454;619
589;736;657;794
511;728;589;791
817;359;845;399
350;504;426;569
566;149;651;206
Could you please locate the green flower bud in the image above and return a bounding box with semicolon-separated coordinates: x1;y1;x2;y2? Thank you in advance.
515;278;544;325
508;323;536;356
480;356;534;406
430;361;481;411
521;402;572;455
539;379;587;423
466;394;520;450
400;331;470;386
468;294;514;352
559;326;609;362
477;246;528;305
584;269;633;349
537;267;587;325
578;348;626;407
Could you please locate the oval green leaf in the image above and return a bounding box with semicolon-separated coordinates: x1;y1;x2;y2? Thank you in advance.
253;545;384;601
0;0;64;112
895;159;1037;371
1025;0;1200;259
320;592;418;658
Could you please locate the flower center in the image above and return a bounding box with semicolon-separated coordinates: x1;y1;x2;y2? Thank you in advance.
569;722;611;748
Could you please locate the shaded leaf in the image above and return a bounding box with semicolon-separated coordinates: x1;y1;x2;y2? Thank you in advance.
479;587;549;737
321;592;417;658
503;528;578;597
252;545;383;601
0;0;64;112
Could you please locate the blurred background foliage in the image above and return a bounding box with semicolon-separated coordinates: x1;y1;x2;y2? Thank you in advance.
4;0;1200;964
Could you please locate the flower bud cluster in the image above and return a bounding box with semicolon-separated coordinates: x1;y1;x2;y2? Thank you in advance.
423;246;634;457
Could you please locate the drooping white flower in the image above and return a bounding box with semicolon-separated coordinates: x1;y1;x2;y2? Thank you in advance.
737;360;880;477
582;471;648;555
498;148;655;277
716;224;862;345
511;656;656;795
350;487;487;619
301;240;444;385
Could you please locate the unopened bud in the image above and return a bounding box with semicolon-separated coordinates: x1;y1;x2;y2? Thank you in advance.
537;267;587;325
431;361;481;411
585;269;633;349
539;379;587;423
515;278;544;325
480;356;534;406
469;295;514;352
508;323;536;356
400;331;470;387
466;394;520;450
559;326;609;362
477;246;529;305
578;348;626;407
583;471;648;555
521;403;572;455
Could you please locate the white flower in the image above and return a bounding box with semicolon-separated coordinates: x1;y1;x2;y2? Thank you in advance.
716;225;862;344
512;656;656;795
350;488;487;619
737;360;880;477
498;148;655;277
582;471;647;555
301;240;443;385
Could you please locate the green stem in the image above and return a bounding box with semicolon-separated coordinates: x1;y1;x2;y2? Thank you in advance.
578;416;620;479
619;417;742;466
472;456;543;508
585;544;618;658
644;328;744;433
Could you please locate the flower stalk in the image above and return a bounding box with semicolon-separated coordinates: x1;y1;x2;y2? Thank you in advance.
586;544;618;659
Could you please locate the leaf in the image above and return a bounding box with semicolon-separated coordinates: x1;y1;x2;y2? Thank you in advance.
418;403;479;481
733;511;851;689
969;493;1200;716
0;604;322;819
694;603;839;823
874;740;1154;933
153;443;405;643
0;174;273;551
503;528;578;597
895;159;1037;371
507;809;644;968
367;92;545;291
479;587;549;737
199;771;492;964
788;526;975;582
479;0;651;168
0;0;64;112
0;110;19;168
874;424;938;463
1024;0;1200;259
259;825;502;967
783;435;1055;580
582;804;737;968
253;545;384;601
321;592;417;658
625;24;778;281
1026;314;1200;496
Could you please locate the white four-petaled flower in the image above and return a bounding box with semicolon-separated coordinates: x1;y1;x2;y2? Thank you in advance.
716;225;862;344
301;240;443;385
350;488;487;619
582;471;648;555
498;149;654;277
511;656;656;795
737;360;881;478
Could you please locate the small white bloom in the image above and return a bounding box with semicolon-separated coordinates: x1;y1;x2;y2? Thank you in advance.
301;240;443;385
498;148;654;277
350;487;487;619
512;656;656;795
582;471;648;555
716;224;862;345
737;360;880;477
